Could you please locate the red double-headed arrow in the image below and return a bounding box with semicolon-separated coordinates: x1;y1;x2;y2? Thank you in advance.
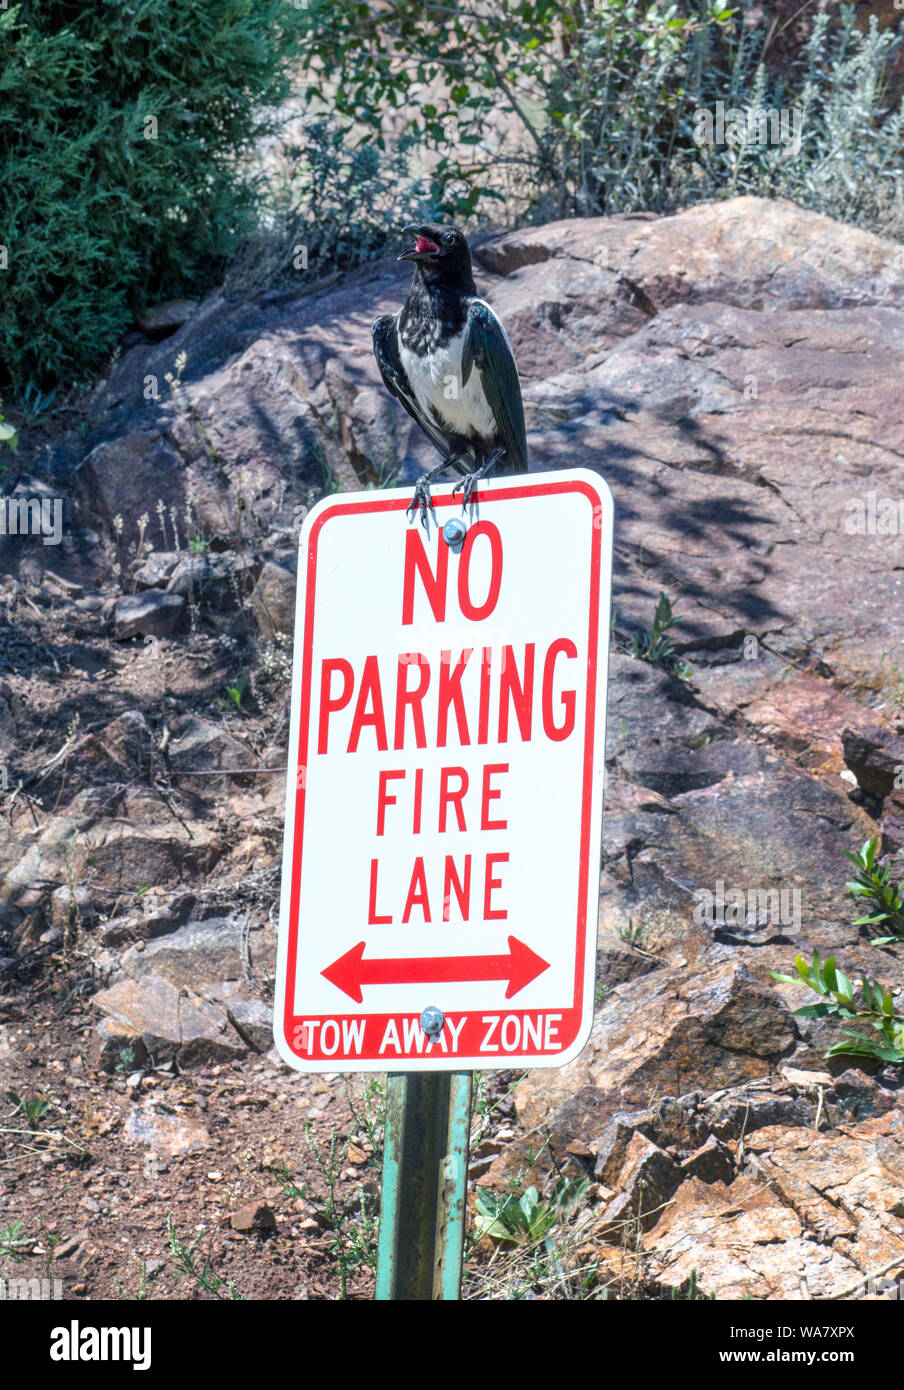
321;935;550;1003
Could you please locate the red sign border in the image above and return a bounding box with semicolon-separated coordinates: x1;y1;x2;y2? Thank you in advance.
279;476;607;1068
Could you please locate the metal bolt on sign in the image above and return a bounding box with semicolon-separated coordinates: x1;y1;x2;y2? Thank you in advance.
419;1005;445;1037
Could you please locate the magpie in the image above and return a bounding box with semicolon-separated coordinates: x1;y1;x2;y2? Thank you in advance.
372;223;528;524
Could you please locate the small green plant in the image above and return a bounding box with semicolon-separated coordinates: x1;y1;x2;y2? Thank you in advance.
5;1090;51;1127
470;1070;527;1131
189;535;209;556
21;380;56;419
115;1047;136;1075
116;1256;162;1301
473;1177;589;1245
671;1268;715;1301
225;677;246;714
0;1220;31;1261
344;1076;386;1167
166;1214;243;1301
845;836;904;945
37;1221;59;1279
617;918;649;949
274;1130;378;1300
630;592;691;677
772;950;904;1065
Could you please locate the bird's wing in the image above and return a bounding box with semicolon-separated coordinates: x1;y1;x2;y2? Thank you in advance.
371;314;452;457
460;300;528;473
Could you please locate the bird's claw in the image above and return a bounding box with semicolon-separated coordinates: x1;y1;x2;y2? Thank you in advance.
452;448;505;511
407;476;436;528
452;473;478;509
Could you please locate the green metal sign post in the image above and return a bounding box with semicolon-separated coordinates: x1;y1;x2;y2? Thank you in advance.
375;1071;473;1300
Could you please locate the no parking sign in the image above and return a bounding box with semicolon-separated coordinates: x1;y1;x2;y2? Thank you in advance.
273;469;613;1071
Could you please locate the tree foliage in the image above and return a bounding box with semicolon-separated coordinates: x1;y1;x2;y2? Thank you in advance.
0;0;306;393
298;1;904;228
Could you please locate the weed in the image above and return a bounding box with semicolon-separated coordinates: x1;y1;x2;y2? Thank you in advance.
115;1047;136;1076
474;1178;589;1245
466;1171;606;1300
5;1090;51;1127
37;1221;59;1279
772;950;904;1065
671;1268;715;1301
166;1213;243;1301
470;1071;526;1133
21;380;56;420
630;593;692;678
311;439;340;496
362;439;401;492
344;1076;386;1168
617;918;649;949
273;1111;380;1300
0;1220;31;1261
116;1256;162;1301
225;678;246;715
845;836;904;945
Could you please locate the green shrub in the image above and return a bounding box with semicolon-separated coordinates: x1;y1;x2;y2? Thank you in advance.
252;117;441;292
300;0;904;232
0;0;306;394
773;950;904;1066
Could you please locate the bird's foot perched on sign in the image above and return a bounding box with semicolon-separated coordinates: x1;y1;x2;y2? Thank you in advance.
407;456;466;528
452;447;506;509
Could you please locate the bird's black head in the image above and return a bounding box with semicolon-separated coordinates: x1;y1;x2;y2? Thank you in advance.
399;223;475;291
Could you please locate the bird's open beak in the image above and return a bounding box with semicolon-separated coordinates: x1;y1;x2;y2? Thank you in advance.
398;226;441;261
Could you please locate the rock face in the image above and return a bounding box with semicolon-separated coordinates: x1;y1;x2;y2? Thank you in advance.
250;560;297;638
516;959;797;1133
120;917;244;988
5;194;904;1299
91;975;248;1067
46;197;904;689
644;1107;904;1300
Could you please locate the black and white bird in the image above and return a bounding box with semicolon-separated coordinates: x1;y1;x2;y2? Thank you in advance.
372;223;527;523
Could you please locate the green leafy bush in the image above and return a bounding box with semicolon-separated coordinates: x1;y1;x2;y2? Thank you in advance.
299;1;904;232
0;0;306;393
253;117;441;292
773;950;904;1065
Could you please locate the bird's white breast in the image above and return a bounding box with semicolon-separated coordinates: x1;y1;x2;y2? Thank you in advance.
399;323;496;441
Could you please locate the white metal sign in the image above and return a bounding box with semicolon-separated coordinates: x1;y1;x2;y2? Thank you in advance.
273;469;613;1071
